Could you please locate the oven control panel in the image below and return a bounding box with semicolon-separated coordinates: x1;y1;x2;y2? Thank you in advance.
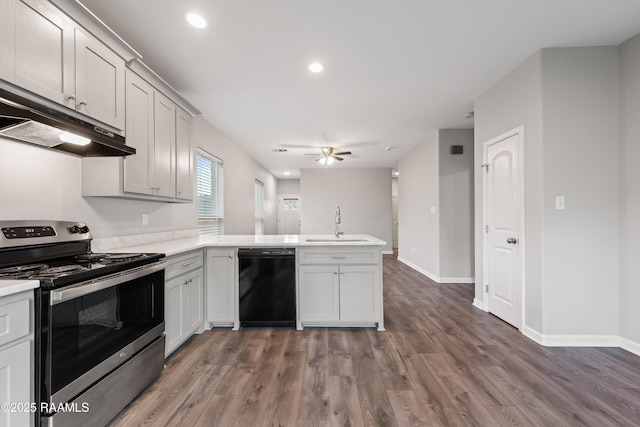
2;226;57;239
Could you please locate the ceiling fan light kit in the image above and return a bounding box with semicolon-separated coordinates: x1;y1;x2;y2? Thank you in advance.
304;146;352;165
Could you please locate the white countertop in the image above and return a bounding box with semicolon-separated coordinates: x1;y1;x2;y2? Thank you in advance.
0;279;39;298
102;234;386;257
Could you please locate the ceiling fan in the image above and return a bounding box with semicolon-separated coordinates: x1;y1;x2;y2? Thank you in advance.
305;146;352;163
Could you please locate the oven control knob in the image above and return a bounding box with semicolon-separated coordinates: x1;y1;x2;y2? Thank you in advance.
69;225;80;234
79;225;90;234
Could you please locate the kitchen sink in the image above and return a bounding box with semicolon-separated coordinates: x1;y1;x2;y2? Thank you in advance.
305;238;369;243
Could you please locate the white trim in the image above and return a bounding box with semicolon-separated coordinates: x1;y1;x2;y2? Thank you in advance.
397;257;473;284
620;337;640;357
522;326;640;357
439;277;475;284
382;250;394;255
473;298;487;311
482;125;526;330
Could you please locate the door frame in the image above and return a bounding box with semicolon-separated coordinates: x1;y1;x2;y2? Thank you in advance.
482;125;526;330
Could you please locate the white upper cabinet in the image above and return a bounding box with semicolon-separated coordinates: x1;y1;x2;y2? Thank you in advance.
74;30;125;130
152;91;176;198
123;70;154;195
176;107;194;201
0;0;125;130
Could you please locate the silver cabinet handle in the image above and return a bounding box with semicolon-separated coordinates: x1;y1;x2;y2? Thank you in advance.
181;261;194;268
65;94;76;101
79;100;87;106
506;237;518;244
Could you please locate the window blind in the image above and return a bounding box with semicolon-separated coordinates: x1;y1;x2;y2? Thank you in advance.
197;149;224;236
255;179;264;235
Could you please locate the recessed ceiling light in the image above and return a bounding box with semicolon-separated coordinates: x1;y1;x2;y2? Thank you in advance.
185;12;207;29
308;62;324;73
283;171;291;176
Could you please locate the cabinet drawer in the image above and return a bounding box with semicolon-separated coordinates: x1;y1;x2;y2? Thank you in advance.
165;251;204;280
298;248;380;265
0;297;30;347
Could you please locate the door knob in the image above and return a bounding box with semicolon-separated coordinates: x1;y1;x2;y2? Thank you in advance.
506;237;518;244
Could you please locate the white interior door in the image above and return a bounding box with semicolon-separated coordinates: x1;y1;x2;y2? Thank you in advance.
278;195;301;235
484;130;522;328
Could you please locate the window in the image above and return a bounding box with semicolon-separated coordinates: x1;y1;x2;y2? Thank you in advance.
255;179;264;235
196;149;224;235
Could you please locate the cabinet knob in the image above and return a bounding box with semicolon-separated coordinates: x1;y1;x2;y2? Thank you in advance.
65;94;76;101
334;270;338;275
79;100;88;106
340;270;344;275
229;254;233;258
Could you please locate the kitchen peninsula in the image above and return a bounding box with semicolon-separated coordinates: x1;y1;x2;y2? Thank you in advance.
98;233;386;355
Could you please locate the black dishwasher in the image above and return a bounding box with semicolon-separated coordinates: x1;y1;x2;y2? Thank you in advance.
238;248;296;327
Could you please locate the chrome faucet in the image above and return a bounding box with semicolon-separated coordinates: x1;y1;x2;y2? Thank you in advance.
335;205;343;238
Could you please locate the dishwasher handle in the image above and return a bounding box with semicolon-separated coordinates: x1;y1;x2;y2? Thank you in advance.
238;248;295;257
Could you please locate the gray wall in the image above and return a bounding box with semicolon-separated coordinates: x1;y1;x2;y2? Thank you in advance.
397;130;474;282
541;47;619;336
474;51;544;330
277;179;300;195
0;115;278;238
397;133;440;276
299;168;392;252
439;129;474;280
474;47;621;337
194;118;278;235
620;33;640;344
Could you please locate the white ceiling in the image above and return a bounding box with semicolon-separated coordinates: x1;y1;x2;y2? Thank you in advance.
79;0;640;179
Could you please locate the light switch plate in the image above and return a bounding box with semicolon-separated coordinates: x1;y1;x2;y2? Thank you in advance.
430;206;436;214
142;213;149;225
555;196;565;210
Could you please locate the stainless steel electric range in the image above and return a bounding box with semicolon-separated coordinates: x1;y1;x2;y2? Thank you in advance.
0;220;166;427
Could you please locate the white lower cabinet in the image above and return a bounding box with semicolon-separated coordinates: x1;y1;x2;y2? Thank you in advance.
164;251;204;356
206;249;237;328
297;248;383;330
0;291;33;427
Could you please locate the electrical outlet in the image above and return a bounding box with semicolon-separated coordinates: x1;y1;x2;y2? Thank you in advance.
142;214;149;226
555;196;565;210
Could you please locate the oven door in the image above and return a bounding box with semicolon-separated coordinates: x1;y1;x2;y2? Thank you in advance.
38;261;165;408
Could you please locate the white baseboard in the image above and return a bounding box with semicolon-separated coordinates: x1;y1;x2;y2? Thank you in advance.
472;298;487;311
382;250;394;255
397;257;474;284
522;326;640;357
620;337;640;356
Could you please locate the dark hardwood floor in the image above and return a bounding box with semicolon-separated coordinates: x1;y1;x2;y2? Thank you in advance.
111;254;640;426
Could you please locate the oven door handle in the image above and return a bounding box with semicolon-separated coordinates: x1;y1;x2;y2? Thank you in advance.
50;261;166;305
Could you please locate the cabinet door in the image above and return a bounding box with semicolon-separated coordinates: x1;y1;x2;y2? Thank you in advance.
339;265;381;322
0;340;31;427
175;107;193;201
0;0;16;80
153;92;176;198
165;275;185;356
123;70;154;195
12;0;75;106
299;265;340;322
184;269;204;334
75;29;125;130
206;250;236;325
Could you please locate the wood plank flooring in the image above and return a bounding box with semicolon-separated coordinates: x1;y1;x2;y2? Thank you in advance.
110;255;640;426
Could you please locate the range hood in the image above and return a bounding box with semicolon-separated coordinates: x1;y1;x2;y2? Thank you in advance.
0;87;135;156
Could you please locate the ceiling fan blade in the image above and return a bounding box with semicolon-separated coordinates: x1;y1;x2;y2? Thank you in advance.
334;151;351;155
314;156;324;162
333;156;344;161
304;153;318;155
